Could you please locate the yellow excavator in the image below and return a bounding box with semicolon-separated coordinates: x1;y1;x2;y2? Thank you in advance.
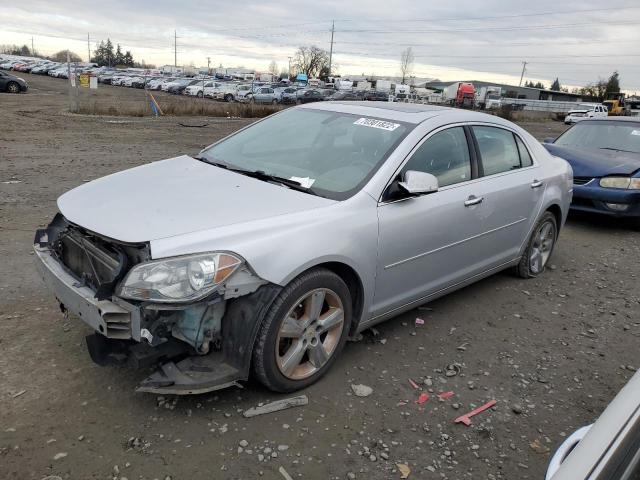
603;93;627;116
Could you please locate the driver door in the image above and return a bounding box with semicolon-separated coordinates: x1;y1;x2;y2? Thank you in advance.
372;126;487;316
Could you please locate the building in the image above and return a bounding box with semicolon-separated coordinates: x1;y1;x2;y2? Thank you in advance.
423;80;584;102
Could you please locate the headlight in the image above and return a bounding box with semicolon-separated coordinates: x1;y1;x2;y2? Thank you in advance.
118;252;242;302
599;177;640;189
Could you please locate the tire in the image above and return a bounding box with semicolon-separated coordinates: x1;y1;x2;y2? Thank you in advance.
224;94;233;102
516;211;558;278
252;268;352;392
197;91;203;98
296;99;302;105
272;99;278;104
7;81;20;94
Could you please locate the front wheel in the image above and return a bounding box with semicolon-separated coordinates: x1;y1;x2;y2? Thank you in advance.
272;99;278;104
252;268;352;392
197;91;203;98
7;81;20;93
516;211;558;278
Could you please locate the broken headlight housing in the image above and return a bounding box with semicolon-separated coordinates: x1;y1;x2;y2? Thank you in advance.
118;252;242;303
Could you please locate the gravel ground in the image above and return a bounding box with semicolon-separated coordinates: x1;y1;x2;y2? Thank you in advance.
1;74;639;480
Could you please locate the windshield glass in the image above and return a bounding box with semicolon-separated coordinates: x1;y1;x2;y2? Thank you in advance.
199;108;411;200
555;122;640;154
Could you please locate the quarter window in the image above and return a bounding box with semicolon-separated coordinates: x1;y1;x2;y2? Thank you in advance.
402;127;471;187
515;135;533;167
473;126;522;175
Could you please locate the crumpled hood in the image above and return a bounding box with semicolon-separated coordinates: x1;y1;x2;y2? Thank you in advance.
543;144;640;178
58;155;335;243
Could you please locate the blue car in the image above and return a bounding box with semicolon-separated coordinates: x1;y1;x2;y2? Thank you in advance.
543;118;640;225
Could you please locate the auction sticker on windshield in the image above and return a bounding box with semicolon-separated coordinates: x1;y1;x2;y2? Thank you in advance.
354;118;400;131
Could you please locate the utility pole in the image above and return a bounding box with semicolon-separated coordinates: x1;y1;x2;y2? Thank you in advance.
87;33;91;63
31;36;34;55
207;56;211;75
328;20;335;77
174;30;177;68
519;61;527;87
288;56;292;79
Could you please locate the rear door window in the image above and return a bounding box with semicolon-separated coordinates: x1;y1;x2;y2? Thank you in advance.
473;126;524;175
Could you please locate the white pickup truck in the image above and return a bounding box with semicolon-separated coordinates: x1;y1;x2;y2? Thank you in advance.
564;104;608;124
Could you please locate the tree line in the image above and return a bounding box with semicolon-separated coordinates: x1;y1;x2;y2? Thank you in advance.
1;40;152;68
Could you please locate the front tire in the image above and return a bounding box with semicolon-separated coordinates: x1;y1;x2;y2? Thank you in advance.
7;81;20;93
252;268;352;392
516;211;558;278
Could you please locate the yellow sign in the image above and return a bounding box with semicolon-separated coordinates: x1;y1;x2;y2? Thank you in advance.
79;73;90;88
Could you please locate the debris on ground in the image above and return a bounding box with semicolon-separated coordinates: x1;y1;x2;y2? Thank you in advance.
445;363;462;377
397;463;411;478
408;378;420;389
278;466;294;480
415;318;425;325
415;393;430;405
454;400;498;426
530;439;551;454
438;391;455;400
243;395;309;417
351;384;373;397
11;390;26;398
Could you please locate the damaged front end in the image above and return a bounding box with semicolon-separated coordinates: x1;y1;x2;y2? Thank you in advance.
34;214;279;394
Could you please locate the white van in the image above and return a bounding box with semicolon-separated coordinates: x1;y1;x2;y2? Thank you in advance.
564;104;608;124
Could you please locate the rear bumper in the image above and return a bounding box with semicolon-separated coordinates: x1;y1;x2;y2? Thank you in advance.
571;183;640;218
33;243;140;340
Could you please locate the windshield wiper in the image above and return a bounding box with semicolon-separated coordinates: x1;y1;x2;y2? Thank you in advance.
193;156;318;195
599;147;637;154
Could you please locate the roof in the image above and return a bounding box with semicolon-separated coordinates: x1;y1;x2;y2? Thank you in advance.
301;101;507;125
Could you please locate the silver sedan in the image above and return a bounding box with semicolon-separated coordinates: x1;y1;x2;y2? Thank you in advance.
34;103;573;394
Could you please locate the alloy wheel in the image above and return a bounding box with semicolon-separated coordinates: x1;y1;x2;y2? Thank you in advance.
7;82;19;93
529;220;556;274
276;288;344;380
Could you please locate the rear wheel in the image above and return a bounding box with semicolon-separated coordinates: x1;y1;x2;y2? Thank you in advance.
197;91;203;98
296;98;302;105
516;211;558;278
272;99;278;104
224;94;233;102
7;82;20;93
252;268;352;392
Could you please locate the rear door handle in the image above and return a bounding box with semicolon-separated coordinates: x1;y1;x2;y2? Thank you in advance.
531;180;544;188
464;195;483;207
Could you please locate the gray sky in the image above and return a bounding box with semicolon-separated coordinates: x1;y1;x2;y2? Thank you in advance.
1;0;639;91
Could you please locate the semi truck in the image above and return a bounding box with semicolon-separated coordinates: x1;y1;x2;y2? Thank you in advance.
444;82;476;108
475;86;502;110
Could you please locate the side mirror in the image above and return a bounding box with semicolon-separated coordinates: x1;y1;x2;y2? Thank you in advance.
398;170;439;196
543;137;555;144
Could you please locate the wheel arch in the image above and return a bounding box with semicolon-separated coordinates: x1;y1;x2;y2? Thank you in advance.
545;203;563;234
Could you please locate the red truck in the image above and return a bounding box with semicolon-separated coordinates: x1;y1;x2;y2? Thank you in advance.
444;82;476;108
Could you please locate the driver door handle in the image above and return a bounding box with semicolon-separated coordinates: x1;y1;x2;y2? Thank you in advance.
531;180;544;188
464;195;483;207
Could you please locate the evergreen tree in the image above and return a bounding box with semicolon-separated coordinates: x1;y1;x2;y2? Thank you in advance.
604;71;620;98
550;78;561;91
115;44;124;65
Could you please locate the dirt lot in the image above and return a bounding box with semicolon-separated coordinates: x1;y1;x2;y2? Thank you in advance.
1;73;639;480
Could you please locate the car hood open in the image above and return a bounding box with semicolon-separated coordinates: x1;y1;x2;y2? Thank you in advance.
543;144;640;178
57;155;336;243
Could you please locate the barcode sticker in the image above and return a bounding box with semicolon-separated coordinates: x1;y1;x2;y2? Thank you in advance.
354;118;400;131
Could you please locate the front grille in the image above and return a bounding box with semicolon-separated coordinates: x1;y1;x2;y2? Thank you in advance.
573;177;592;185
55;228;128;300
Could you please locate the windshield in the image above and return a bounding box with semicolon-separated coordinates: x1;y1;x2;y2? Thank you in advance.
199;108;411;200
555;122;640;154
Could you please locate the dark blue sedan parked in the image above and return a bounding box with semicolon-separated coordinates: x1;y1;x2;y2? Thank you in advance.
543;118;640;225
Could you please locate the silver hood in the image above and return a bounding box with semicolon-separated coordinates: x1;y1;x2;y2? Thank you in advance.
57;155;335;243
